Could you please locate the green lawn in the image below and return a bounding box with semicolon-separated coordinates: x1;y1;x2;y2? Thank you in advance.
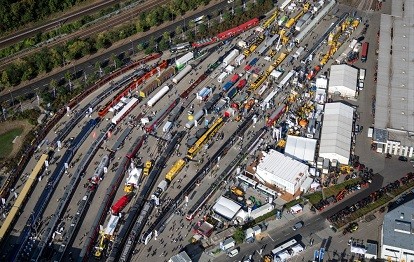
304;178;362;205
322;178;362;197
0;128;23;158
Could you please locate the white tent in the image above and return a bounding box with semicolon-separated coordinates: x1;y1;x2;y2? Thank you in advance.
291;244;304;254
328;64;358;97
319;102;354;164
212;196;242;220
351;245;367;255
285;135;317;162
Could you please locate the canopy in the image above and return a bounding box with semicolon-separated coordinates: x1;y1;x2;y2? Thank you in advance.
290;204;303;213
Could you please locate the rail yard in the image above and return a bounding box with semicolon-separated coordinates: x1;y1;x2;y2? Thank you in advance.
0;1;402;262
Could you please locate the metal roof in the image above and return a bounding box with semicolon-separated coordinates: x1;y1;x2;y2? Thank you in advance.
328;64;358;97
212;196;242;220
285;135;317;162
382;198;414;251
375;1;414;132
319;102;354;164
256;149;308;184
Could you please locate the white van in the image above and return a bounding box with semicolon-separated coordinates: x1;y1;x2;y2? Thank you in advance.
228;248;239;257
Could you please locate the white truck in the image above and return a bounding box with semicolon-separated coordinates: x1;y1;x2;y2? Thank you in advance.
358;68;366;90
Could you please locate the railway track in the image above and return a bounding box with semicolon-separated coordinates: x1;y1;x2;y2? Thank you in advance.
0;0;169;70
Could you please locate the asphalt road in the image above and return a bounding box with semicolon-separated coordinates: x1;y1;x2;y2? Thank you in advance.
0;0;231;104
0;0;125;48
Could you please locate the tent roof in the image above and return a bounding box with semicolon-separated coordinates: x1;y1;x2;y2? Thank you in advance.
328;64;358;95
285;135;317;162
212;196;242;220
319;102;354;164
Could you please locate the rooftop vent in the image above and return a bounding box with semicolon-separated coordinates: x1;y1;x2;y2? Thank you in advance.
400;213;405;219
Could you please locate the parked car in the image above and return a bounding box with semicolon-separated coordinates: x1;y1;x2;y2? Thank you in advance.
228;248;239;257
398;156;408;162
292;221;304;231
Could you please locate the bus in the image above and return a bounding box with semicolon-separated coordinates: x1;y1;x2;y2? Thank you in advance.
361;42;369;62
170;42;191;53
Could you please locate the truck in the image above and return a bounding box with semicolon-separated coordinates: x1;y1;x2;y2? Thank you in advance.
367;127;374;138
361;42;369;62
236;79;247;90
235;54;245;66
358;68;366;90
185;110;204;129
292;47;305;60
143;160;153;176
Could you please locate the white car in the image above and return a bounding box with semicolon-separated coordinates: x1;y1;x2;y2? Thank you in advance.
228;248;239;257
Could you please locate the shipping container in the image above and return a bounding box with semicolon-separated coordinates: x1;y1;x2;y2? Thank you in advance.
361;42;369;62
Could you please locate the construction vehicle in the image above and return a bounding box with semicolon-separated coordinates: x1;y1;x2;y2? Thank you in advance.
124;164;142;193
263;10;279;29
340;164;353;174
263;254;272;262
277;139;286;148
143;160;153;176
231;186;244;197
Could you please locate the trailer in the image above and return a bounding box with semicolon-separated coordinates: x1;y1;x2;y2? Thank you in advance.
173;65;192;84
235;54;245;66
197;87;212;101
361;42;369;62
236;79;247;90
175;52;194;68
147;86;169;107
185;110;205;129
227;88;238;100
223;49;240;66
163;121;173;133
111;98;139;125
217;72;228;83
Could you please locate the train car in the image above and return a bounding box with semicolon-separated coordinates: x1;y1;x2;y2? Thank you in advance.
165;159;186;182
0;154;48;245
266;104;287;127
186;117;225;159
147;86;170;107
89;155;109;185
111;98;139;125
111;195;133;215
145;98;179;133
98;60;168;117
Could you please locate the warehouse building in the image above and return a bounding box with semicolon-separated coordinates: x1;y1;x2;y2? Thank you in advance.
255;150;309;195
327;64;358;98
319;102;354;165
381;198;414;261
373;0;414;157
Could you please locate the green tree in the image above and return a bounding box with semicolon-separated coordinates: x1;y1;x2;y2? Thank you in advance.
1;71;10;87
135;20;145;32
175;25;183;36
232;228;245;244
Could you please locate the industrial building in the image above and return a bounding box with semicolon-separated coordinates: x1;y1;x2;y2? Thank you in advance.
254;150;309;195
327;64;358;98
373;0;414;157
381;198;414;262
319;102;354;164
284;135;317;163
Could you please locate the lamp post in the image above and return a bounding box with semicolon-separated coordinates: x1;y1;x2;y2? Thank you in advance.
9;89;14;105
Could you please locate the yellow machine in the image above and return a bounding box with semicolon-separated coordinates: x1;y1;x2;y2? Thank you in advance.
340;164;354;174
231;186;244;197
273;52;288;68
263;254;273;262
165;159;186;182
277;139;286;148
187;117;224;159
263;10;279;29
249;74;267;91
143;160;152;176
285;2;310;29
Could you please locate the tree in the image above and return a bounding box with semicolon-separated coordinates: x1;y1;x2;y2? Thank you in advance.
232;228;245;244
50;79;58;98
175;25;183;35
17;96;23;112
